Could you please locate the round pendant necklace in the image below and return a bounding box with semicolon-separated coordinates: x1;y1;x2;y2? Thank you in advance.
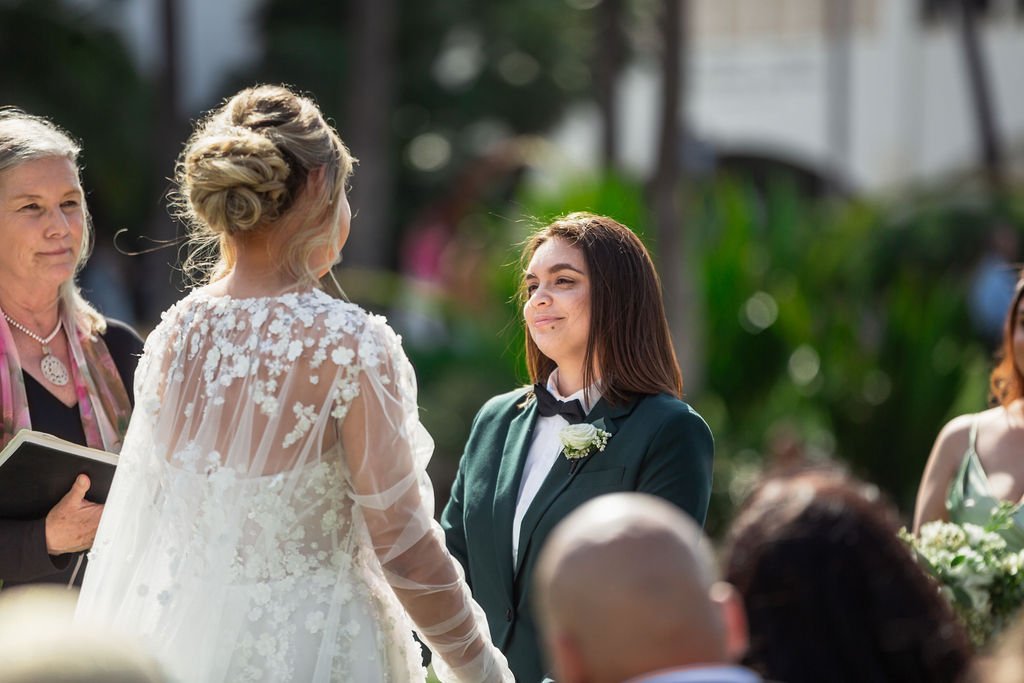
3;314;70;386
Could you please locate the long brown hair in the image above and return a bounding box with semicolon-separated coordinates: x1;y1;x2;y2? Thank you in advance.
521;212;682;406
990;272;1024;407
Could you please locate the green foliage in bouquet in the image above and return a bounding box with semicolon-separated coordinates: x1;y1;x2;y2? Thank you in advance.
901;505;1024;646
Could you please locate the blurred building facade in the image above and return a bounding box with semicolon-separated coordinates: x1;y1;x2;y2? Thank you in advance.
555;0;1024;194
64;0;1024;196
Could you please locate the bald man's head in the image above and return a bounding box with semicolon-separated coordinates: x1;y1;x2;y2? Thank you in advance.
0;586;168;683
533;494;746;683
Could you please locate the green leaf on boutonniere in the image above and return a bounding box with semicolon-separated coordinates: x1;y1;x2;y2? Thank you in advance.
591;417;614;436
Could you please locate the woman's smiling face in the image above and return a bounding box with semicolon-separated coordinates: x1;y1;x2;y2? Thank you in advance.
0;156;85;293
523;237;591;372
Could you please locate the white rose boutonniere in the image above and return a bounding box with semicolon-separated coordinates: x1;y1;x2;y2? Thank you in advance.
559;423;612;472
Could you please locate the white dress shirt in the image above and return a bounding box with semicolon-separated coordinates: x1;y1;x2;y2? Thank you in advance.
625;664;762;683
511;369;600;565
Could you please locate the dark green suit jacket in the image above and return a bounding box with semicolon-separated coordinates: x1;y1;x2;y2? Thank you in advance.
441;387;714;683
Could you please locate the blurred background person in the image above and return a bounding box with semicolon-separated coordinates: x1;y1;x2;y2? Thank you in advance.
0;585;166;683
914;272;1024;543
0;109;142;589
533;492;755;683
442;213;714;682
725;467;971;683
969;225;1019;349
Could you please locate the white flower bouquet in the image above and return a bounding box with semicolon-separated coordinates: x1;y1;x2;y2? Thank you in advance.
901;505;1024;645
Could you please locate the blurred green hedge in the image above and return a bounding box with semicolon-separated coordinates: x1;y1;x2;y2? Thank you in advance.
383;173;1021;532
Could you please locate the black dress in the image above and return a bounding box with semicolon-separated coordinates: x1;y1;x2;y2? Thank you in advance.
0;319;143;588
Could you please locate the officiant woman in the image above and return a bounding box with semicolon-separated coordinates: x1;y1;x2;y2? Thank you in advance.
0;109;142;588
442;212;714;682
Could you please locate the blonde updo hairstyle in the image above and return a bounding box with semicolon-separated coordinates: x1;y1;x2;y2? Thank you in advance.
0;107;104;334
175;85;354;287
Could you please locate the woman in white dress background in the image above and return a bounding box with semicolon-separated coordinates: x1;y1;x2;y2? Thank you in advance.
76;85;512;683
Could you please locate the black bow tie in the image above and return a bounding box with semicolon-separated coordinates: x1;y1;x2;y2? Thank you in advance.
533;383;587;424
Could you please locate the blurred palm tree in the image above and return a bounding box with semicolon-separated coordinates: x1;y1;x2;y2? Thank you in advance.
595;0;626;170
921;0;1008;194
137;0;188;321
648;0;701;389
344;0;398;268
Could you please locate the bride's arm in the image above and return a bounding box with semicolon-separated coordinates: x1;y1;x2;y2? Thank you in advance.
339;318;512;683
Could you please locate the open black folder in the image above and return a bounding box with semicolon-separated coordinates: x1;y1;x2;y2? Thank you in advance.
0;429;117;520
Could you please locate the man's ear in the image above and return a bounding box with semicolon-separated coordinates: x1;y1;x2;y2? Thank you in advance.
710;581;749;663
549;631;588;683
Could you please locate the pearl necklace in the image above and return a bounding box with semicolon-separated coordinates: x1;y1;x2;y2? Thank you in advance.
3;314;70;386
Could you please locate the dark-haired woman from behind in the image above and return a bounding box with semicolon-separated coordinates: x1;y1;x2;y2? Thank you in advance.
441;212;715;683
725;467;971;683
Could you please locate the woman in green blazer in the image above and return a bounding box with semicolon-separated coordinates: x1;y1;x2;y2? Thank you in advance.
441;213;714;683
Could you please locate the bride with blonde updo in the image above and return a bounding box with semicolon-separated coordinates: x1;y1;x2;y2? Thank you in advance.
76;85;513;683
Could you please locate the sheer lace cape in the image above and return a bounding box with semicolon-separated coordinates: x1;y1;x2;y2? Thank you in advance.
75;289;510;683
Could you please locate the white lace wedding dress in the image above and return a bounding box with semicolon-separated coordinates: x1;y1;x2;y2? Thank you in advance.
76;289;511;683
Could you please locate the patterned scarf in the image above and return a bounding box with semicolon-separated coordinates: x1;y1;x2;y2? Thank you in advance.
0;303;132;452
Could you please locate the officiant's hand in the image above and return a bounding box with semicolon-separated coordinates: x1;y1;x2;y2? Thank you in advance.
44;474;104;555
